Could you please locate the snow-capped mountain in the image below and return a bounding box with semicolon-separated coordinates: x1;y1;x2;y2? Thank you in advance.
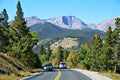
46;16;89;30
25;16;116;32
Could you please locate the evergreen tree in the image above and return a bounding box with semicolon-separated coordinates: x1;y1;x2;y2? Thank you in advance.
0;24;4;52
1;9;8;27
115;17;120;28
115;17;120;50
89;34;103;71
46;44;52;60
9;1;30;58
8;1;39;67
79;43;88;61
103;26;115;72
114;17;120;73
0;9;9;52
39;45;48;64
78;43;90;69
105;27;114;46
2;9;9;52
32;54;42;68
40;45;46;55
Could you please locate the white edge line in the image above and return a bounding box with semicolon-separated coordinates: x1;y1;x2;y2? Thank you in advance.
20;72;42;80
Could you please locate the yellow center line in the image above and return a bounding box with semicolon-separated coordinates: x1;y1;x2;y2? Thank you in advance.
54;70;61;80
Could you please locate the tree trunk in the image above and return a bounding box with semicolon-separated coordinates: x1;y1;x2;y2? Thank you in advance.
114;64;116;74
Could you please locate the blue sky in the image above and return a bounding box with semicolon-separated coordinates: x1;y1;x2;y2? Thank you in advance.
0;0;120;24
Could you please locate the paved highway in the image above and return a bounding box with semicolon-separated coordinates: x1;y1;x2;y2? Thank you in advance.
21;69;92;80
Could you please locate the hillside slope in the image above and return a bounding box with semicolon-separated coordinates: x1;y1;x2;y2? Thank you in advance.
30;22;67;39
0;53;27;75
50;37;79;51
30;22;105;40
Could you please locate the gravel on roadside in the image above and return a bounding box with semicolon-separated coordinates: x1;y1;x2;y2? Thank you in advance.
73;69;112;80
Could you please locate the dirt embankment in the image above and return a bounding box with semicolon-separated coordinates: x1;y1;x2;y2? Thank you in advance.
0;53;27;75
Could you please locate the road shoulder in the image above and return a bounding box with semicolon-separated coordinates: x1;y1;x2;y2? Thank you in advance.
73;69;112;80
20;72;42;80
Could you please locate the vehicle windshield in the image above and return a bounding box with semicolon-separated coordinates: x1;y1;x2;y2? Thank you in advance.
45;63;52;66
60;63;66;65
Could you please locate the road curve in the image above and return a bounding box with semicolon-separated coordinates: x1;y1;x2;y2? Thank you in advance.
21;69;92;80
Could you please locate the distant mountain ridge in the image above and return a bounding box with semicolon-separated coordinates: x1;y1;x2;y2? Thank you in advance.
25;16;116;32
29;20;105;44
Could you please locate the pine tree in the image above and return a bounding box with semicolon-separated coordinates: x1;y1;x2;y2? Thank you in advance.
78;43;90;69
115;17;120;29
114;17;120;73
103;26;115;72
0;9;9;52
0;12;4;51
39;45;48;64
115;17;120;50
40;45;46;55
105;27;113;46
46;44;52;60
8;1;39;67
9;1;30;58
1;9;8;27
89;34;104;71
0;24;4;52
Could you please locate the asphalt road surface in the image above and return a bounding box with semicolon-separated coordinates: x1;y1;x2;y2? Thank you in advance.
21;69;92;80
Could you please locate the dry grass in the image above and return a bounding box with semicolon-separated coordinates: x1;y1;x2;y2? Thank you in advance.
0;69;43;80
100;72;120;80
19;71;32;77
0;53;28;75
0;74;20;80
19;69;42;77
30;69;43;73
0;53;43;80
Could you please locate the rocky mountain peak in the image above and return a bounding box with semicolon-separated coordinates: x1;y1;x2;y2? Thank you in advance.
47;16;88;30
25;16;45;27
96;18;115;31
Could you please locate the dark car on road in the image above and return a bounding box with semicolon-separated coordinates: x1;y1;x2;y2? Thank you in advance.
43;63;53;71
